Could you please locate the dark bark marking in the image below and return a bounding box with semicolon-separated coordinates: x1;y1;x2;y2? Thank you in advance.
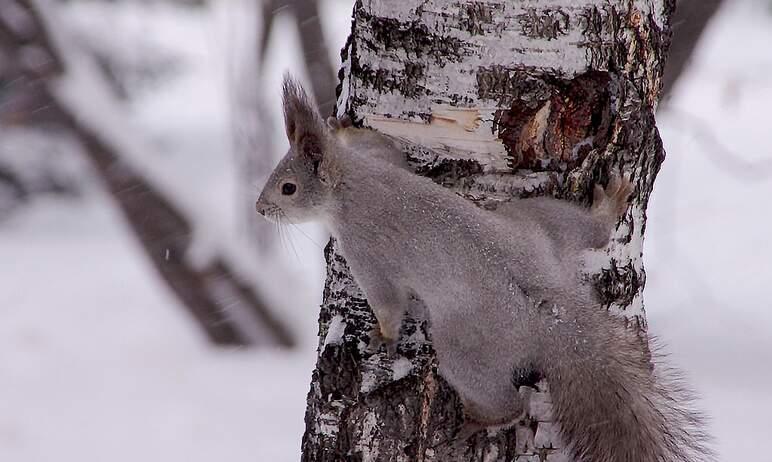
511;364;544;390
476;65;551;102
518;8;570;40
458;2;501;36
639;10;670;106
351;62;427;99
579;5;622;40
577;5;625;71
594;259;641;308
316;342;362;402
414;158;484;187
362;10;466;65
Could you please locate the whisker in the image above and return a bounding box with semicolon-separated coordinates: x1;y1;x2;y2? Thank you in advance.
274;217;286;253
287;222;324;250
280;211;301;261
275;213;288;256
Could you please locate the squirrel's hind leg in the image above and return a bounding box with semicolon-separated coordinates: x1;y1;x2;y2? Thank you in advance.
445;367;526;429
366;298;405;356
357;278;408;357
449;390;525;449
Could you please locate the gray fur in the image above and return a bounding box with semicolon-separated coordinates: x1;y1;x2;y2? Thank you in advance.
256;76;712;462
326;114;410;171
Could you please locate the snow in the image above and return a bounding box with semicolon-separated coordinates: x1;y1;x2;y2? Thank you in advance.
391;357;413;381
0;193;315;462
322;314;346;347
1;0;770;461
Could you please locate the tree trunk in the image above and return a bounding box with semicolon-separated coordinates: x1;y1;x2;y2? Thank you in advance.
301;0;675;460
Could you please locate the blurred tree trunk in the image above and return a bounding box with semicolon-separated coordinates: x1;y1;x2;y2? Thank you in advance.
258;0;337;116
301;1;674;460
0;0;74;216
661;0;725;100
1;0;294;348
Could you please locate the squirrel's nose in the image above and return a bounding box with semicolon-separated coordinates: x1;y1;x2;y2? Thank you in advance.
255;202;265;216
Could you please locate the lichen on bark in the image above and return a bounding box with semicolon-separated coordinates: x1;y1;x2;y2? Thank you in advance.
304;1;675;460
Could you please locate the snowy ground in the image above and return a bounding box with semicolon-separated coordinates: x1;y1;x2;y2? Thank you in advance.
1;0;770;461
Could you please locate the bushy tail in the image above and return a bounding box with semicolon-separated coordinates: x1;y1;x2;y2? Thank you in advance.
545;321;713;462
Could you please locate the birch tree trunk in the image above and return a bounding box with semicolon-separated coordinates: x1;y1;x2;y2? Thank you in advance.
302;0;674;460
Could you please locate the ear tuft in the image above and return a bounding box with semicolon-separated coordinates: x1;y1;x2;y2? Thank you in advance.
326;114;354;132
282;73;326;161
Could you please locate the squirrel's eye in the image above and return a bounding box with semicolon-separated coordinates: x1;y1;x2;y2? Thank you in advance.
281;182;297;196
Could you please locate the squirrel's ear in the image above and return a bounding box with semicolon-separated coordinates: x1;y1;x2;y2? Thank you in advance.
282;74;326;162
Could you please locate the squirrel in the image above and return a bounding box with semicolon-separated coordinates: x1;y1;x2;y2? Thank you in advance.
256;76;711;462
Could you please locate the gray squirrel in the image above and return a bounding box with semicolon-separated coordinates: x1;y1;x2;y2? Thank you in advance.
256;76;711;462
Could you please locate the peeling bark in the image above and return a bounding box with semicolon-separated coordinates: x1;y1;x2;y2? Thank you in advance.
306;0;675;460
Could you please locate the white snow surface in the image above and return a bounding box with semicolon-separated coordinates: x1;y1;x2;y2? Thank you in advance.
1;0;771;461
323;314;346;347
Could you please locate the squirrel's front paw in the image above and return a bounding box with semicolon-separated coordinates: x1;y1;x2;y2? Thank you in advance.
592;172;634;221
366;327;398;357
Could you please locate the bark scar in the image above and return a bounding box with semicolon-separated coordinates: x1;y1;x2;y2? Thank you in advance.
493;70;614;171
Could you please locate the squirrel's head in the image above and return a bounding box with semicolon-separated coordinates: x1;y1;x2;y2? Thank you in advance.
256;75;336;224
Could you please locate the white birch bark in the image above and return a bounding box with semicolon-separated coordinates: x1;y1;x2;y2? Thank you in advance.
303;1;674;460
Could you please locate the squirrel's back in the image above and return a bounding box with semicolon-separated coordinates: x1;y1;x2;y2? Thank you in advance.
328;147;571;300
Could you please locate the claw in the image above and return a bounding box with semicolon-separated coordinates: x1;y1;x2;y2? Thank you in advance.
613;174;634;216
592;184;606;207
385;340;398;358
326;114;353;131
608;172;621;195
366;326;398;357
326;116;343;131
592;172;634;220
616;174;634;200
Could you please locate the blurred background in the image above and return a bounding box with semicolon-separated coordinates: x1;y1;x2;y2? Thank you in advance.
0;0;770;461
